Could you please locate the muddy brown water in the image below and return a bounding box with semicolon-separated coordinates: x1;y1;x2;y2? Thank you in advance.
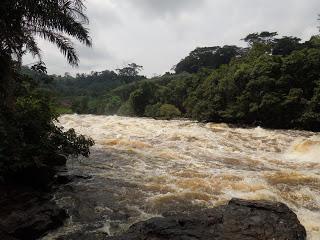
43;114;320;239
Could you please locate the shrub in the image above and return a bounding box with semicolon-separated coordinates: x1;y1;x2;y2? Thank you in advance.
0;75;94;185
117;101;135;116
144;103;162;117
159;104;181;119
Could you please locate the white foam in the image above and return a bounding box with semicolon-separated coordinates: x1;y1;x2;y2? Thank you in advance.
56;114;320;239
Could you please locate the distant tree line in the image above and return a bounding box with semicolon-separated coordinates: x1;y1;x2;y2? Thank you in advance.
25;30;320;131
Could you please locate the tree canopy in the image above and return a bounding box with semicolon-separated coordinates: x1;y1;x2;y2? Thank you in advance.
0;0;91;65
38;30;320;132
174;45;243;74
0;0;94;185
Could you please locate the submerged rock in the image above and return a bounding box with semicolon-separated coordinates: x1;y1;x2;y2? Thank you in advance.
0;186;67;240
54;172;92;185
109;198;306;240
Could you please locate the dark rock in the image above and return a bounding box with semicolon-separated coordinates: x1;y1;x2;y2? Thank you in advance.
4;155;68;188
109;198;307;240
56;230;108;240
0;186;68;240
0;230;19;240
2;202;67;240
54;173;92;185
52;154;68;166
55;174;73;184
45;154;67;167
4;165;56;189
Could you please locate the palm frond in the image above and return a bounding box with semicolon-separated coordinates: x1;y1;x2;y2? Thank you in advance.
26;0;92;46
24;34;41;59
0;0;91;66
33;29;79;66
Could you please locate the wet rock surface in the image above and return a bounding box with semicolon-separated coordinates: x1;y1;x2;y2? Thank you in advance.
54;171;92;185
109;198;307;240
0;186;67;240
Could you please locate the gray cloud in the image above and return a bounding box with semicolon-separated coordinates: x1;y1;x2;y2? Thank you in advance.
125;0;206;18
23;0;320;76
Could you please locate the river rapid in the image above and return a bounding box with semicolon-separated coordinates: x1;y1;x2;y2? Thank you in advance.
44;114;320;239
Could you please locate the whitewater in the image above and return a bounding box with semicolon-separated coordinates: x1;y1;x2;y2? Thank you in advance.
44;114;320;239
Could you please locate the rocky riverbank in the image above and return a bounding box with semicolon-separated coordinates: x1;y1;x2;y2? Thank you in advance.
0;185;67;240
109;198;307;240
0;184;307;240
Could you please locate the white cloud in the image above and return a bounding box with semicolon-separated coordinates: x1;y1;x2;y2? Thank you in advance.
23;0;320;76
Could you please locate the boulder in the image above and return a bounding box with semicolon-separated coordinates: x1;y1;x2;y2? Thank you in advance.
109;198;306;240
0;186;68;240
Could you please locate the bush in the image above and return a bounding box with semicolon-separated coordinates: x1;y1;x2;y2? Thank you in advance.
159;104;181;119
0;75;94;185
102;95;122;115
144;103;162;117
117;101;135;116
54;106;73;114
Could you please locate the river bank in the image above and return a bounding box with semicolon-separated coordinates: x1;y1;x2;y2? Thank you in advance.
0;187;307;240
0;184;67;240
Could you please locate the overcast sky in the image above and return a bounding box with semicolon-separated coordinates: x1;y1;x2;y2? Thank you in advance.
23;0;320;76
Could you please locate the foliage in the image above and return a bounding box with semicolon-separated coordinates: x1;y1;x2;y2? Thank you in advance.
19;31;320;132
145;103;181;119
174;45;243;74
114;32;320;131
117;101;135;116
128;81;158;116
242;31;278;46
0;0;91;65
0;74;94;183
102;95;122;115
145;103;162;118
116;63;145;84
159;104;181;119
184;35;320;130
0;0;94;184
21;65;146;115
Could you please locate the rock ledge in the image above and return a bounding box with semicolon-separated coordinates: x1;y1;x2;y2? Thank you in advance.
109;198;306;240
0;186;67;240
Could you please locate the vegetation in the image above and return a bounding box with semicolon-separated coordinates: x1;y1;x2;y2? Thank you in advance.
184;34;320;131
174;45;243;74
32;30;320;132
0;0;94;185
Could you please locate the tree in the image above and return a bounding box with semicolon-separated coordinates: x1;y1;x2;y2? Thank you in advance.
174;45;243;74
242;31;278;46
272;36;301;56
116;63;143;77
0;0;94;184
0;0;91;65
129;82;157;116
116;63;144;84
159;104;181;119
0;0;92;109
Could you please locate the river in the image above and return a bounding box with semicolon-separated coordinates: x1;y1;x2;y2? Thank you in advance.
44;114;320;239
